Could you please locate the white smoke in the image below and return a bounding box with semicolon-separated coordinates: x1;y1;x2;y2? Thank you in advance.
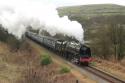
0;0;84;42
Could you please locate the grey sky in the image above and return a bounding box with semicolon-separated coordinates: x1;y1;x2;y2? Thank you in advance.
37;0;125;7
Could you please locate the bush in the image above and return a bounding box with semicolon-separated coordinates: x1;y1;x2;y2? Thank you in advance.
40;54;52;66
60;66;70;74
0;26;23;50
90;62;96;66
6;36;22;50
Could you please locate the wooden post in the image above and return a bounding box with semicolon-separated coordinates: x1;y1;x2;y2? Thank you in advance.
76;80;79;83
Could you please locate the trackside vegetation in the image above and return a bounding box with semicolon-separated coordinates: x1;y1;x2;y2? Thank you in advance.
60;66;70;74
40;54;52;65
0;25;23;51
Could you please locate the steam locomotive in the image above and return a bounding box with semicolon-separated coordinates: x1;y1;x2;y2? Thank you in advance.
26;31;92;65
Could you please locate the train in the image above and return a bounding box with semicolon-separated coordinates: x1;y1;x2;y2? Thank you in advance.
25;31;92;65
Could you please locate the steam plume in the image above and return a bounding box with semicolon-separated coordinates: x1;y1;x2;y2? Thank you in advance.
0;0;84;42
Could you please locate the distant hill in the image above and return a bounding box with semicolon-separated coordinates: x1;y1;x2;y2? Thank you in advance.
57;4;125;19
57;4;125;28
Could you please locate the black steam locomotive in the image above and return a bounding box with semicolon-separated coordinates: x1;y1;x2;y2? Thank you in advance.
26;31;92;65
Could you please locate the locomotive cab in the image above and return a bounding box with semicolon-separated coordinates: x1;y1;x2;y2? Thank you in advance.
79;45;92;65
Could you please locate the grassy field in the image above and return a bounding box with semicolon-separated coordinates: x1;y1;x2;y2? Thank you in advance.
58;4;125;19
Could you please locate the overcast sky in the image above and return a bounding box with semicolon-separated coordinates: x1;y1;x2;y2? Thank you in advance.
36;0;125;7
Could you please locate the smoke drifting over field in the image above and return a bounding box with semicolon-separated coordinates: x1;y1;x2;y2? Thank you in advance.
0;0;84;42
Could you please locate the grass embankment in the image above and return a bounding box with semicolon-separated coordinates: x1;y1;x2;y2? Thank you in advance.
0;39;96;83
91;58;125;81
0;41;75;83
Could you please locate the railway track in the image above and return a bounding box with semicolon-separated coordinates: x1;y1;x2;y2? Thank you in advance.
59;55;125;83
57;54;125;83
83;66;125;83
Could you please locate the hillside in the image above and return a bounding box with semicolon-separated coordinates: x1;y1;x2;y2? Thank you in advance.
58;4;125;19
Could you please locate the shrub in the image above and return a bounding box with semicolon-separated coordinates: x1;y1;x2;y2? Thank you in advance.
0;26;23;50
60;66;70;74
6;36;22;50
40;54;52;66
90;62;96;66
